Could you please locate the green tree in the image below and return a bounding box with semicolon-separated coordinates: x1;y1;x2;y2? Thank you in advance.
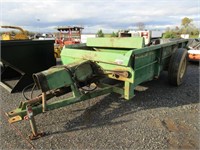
181;17;193;28
192;28;199;35
111;31;117;37
164;17;200;38
164;27;174;38
96;29;104;37
180;17;200;35
163;31;178;39
180;28;189;34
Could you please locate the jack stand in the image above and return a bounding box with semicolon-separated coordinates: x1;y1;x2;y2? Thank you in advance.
26;105;45;140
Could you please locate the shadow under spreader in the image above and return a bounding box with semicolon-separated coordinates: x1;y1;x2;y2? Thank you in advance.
45;63;199;136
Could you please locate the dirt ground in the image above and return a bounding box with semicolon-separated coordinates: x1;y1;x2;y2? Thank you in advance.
0;62;199;150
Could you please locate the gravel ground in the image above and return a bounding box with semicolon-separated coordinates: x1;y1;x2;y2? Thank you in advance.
0;62;199;150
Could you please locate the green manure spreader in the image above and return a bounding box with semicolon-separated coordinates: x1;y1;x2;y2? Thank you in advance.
6;37;188;139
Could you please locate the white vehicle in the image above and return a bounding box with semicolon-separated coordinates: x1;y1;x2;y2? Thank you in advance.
118;30;163;45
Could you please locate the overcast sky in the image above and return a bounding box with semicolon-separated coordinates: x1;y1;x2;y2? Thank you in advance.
0;0;199;33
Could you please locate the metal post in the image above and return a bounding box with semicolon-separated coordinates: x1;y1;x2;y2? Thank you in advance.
42;92;46;112
26;105;44;140
29;116;38;137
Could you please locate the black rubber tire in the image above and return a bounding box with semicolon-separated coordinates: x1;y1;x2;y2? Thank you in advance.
168;48;188;86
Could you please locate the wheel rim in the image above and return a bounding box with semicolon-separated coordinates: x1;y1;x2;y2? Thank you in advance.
179;57;186;79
